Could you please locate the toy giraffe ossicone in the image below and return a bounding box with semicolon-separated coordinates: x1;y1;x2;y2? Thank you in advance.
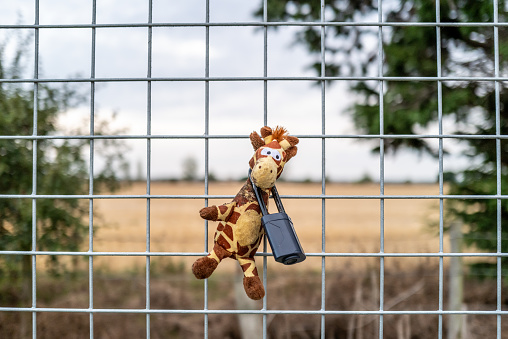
192;126;299;300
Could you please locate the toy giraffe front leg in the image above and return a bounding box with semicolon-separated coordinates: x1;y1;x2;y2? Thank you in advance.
199;202;235;221
237;257;265;300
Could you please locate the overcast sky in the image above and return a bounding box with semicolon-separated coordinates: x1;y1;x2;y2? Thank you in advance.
0;0;469;182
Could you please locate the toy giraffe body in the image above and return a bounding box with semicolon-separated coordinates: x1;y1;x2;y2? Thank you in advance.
192;126;299;300
195;179;269;298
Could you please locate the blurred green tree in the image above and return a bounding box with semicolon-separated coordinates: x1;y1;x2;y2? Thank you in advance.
0;36;128;284
256;0;508;278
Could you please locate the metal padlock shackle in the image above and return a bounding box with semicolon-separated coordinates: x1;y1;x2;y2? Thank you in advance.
249;169;285;216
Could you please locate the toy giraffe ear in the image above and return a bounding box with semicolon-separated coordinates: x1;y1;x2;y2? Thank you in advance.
260;126;272;138
280;135;299;151
250;131;265;151
260;126;274;144
285;145;298;162
282;136;299;162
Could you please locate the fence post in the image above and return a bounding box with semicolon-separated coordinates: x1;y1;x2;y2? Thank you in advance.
448;221;465;339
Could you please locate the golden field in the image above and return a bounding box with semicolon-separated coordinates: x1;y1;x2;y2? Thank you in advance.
90;181;447;271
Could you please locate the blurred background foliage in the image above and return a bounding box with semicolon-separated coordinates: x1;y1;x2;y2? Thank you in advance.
0;34;128;284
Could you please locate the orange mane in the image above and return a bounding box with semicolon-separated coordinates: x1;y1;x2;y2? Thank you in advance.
271;126;288;143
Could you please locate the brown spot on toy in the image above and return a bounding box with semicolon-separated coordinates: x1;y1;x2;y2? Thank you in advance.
223;224;234;240
229;211;241;224
240;263;251;272
245;203;261;213
217;235;231;250
237;244;249;257
218;205;228;214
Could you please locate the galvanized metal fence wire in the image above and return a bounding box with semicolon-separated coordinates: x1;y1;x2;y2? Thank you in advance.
0;0;506;338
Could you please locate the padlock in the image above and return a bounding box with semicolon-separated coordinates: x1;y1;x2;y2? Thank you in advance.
249;170;306;265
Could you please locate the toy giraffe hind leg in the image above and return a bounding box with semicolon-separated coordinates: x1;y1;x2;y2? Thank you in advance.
193;202;236;279
192;242;231;279
238;256;265;300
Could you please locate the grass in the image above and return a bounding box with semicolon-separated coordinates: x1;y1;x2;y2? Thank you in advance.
1;262;507;338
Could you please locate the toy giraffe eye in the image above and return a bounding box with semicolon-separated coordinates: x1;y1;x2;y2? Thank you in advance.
261;148;281;161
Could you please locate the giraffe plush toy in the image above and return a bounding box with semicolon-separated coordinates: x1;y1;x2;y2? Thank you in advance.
192;126;299;300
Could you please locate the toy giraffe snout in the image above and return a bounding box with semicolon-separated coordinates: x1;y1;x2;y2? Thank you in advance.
251;157;278;189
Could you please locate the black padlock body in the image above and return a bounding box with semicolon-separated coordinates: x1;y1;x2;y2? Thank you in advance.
262;212;306;265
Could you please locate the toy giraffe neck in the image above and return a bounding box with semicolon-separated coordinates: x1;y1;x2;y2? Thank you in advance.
236;178;269;208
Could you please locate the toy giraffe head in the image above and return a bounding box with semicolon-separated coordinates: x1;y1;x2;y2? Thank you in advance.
249;126;299;189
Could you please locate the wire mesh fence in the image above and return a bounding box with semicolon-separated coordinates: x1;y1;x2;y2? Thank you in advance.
0;0;507;338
